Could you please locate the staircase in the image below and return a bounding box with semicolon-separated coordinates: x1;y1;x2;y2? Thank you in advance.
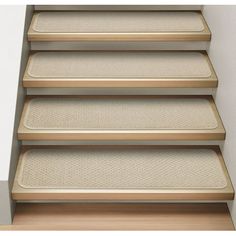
8;6;235;230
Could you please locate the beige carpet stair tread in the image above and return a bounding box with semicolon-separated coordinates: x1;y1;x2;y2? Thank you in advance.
24;52;217;88
12;146;234;201
28;12;210;41
24;98;218;129
32;12;205;32
18;96;225;141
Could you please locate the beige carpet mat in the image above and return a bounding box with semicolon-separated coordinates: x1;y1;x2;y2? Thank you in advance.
15;148;227;189
23;97;218;130
32;12;204;33
27;52;212;79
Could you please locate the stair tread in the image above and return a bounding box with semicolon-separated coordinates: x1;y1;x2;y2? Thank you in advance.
24;51;217;88
1;203;234;230
12;146;234;201
18;96;225;141
28;11;210;41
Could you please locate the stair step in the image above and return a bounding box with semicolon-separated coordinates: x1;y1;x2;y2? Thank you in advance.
28;12;210;42
18;96;225;141
12;146;233;201
24;51;217;88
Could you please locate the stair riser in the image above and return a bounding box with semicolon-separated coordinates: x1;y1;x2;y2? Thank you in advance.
22;140;224;146
29;33;211;42
26;88;216;96
31;41;210;51
34;5;202;11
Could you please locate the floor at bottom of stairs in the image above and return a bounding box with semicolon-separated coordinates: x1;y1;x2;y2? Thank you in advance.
0;203;234;230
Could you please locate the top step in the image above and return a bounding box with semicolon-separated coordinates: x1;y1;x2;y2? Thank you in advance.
28;11;211;42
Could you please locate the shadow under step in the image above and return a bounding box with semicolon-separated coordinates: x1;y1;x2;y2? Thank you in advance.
12;146;234;201
28;11;210;42
23;51;217;88
18;95;225;141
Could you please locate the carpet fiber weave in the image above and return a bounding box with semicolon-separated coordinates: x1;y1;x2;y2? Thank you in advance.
24;97;218;130
28;52;212;79
17;148;227;189
33;12;204;33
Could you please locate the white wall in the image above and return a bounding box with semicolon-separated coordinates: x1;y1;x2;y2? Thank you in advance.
203;6;236;226
0;5;27;224
0;5;25;181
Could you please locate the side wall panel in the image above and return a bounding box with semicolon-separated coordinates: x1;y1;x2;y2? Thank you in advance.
0;5;32;224
203;5;236;227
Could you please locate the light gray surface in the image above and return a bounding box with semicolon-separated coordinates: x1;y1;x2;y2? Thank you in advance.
203;5;236;227
0;182;12;225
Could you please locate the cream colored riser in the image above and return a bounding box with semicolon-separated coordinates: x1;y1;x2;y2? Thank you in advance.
26;88;215;96
34;5;202;11
31;41;209;51
22;140;224;146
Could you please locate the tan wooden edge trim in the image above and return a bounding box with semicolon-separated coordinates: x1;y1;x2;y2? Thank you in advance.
12;192;234;201
28;33;211;42
200;12;212;39
17;132;226;141
23;79;218;88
